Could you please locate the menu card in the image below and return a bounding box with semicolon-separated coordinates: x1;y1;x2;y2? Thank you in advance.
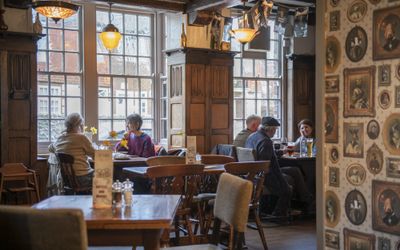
92;150;113;208
186;136;197;164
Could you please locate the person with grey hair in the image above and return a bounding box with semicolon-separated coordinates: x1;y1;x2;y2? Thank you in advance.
233;115;262;147
115;113;155;157
48;113;95;189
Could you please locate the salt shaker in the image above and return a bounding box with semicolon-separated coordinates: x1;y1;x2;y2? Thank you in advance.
112;180;123;207
123;179;134;206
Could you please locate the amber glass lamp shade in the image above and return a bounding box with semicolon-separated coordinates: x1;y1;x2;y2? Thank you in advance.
100;23;122;51
231;28;258;44
32;1;79;23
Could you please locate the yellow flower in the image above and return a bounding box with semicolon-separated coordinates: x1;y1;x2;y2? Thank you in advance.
102;140;112;147
120;138;129;150
90;127;97;135
109;130;118;138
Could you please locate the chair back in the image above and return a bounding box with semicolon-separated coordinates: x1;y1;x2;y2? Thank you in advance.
210;144;237;161
224;161;270;209
200;154;235;165
236;147;256;162
214;173;252;233
0;205;88;250
146;156;186;166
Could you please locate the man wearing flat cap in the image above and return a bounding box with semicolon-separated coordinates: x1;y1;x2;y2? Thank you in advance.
246;116;312;217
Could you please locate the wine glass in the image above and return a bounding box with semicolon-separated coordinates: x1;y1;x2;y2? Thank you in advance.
281;137;288;147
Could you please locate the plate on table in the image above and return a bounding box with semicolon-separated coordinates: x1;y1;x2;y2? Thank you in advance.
113;153;130;160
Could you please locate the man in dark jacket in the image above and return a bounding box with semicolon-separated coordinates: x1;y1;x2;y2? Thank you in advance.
245;116;312;217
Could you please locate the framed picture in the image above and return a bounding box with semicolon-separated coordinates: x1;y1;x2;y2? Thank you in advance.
345;26;368;62
366;143;384;175
396;63;400;80
383;113;400;155
346;163;366;186
372;180;400;235
325;230;340;249
326;190;340;228
326;36;341;74
373;6;400;60
395;86;400;108
330;11;340;32
343;228;375;250
347;0;367;23
367;119;380;140
378;237;391;250
343;122;364;158
330;0;340;7
325;75;339;93
379;90;391;109
329;167;340;187
386;157;400;178
378;64;391;86
325;97;339;143
345;189;367;225
343;66;375;117
368;0;381;4
4;0;31;9
330;146;339;163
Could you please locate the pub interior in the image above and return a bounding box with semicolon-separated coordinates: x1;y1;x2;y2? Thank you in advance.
0;0;399;249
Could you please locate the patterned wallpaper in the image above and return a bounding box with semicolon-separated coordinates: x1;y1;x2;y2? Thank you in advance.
324;0;400;249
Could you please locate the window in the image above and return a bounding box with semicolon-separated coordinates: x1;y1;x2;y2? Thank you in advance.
233;20;283;139
36;10;83;144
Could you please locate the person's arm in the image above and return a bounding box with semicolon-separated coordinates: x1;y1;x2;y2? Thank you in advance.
82;135;95;159
141;136;155;158
48;143;55;153
256;139;274;161
293;137;301;152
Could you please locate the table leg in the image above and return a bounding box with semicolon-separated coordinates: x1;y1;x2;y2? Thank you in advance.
143;229;162;250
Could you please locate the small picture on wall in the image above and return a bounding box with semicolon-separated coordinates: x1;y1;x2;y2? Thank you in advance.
378;237;391;250
326;190;340;228
330;0;340;7
343;66;375;117
367;119;380;140
325;230;340;249
373;6;400;60
345;26;368;62
330;11;340;32
396;63;400;80
347;0;367;23
383;113;400;155
366;143;384;175
379;90;391;109
372;180;400;235
345;189;367;225
325;97;339;143
343;122;364;158
378;64;391;86
395;86;400;108
330;146;339;163
387;157;400;178
346;163;366;186
326;36;341;74
325;75;339;93
343;228;375;250
329;167;340;187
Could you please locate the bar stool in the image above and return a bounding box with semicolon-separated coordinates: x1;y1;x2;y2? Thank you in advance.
0;163;40;205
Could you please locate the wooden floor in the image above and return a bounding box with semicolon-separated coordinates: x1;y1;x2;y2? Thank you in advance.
90;217;316;250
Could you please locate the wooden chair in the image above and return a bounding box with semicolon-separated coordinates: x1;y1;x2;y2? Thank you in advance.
0;163;40;205
163;173;253;250
210;144;238;161
236;147;256;162
0;205;87;250
200;154;235;165
146;155;186;166
55;153;91;195
146;164;205;245
224;161;271;250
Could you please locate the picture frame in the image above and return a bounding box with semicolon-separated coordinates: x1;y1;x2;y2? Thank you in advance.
345;189;367;225
379;90;391;109
346;163;366;186
372;180;400;235
330;146;339;163
343;228;375;250
378;237;391;250
378;64;391;86
347;0;367;23
383;113;400;155
325;75;339;93
343;122;364;158
326;36;341;74
345;26;368;62
366;143;384;175
367;119;380;140
373;6;400;60
325;97;339;143
325;230;340;249
386;157;400;178
396;63;400;80
4;0;31;9
330;11;340;32
330;0;340;7
395;86;400;108
343;66;376;117
329;167;340;187
325;190;341;228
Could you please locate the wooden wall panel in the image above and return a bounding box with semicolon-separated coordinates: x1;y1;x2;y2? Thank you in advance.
187;64;206;103
211;66;229;99
211;104;228;129
189;104;205;130
171;103;183;130
210;135;229;148
8;138;31;166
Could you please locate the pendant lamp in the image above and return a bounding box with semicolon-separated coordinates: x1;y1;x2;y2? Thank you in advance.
100;1;122;52
230;0;259;44
31;0;79;23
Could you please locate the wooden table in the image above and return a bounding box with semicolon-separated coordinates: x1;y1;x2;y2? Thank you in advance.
123;164;225;178
91;156;148;180
33;195;180;250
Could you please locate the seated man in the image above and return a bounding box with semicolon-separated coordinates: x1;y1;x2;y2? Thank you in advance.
245;116;313;217
233;115;261;147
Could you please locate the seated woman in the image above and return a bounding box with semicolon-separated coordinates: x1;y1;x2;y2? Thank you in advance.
48;113;95;189
294;119;316;155
115;113;156;158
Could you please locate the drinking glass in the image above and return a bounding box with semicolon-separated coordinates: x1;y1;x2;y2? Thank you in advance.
306;138;314;157
287;142;295;156
281;137;288;147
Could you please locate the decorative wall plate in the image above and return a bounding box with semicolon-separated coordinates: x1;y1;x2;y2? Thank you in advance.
347;0;367;23
325;190;341;228
345;189;367;225
383;113;400;155
379;90;391;109
367;119;380;140
366;143;384;175
345;26;368;62
346;163;366;186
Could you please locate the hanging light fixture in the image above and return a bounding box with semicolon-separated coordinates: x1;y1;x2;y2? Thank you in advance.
31;0;79;23
230;0;259;45
100;1;122;52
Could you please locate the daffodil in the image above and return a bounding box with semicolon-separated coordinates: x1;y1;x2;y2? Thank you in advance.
90;127;97;135
102;140;112;147
109;130;118;138
120;138;129;150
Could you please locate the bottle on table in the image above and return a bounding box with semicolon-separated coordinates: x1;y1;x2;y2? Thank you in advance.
180;23;187;48
123;178;134;206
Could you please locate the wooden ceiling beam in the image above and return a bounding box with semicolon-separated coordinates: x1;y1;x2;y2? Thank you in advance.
186;0;242;13
111;0;185;12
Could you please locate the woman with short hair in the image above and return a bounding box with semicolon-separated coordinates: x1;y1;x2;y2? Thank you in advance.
294;119;316;154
